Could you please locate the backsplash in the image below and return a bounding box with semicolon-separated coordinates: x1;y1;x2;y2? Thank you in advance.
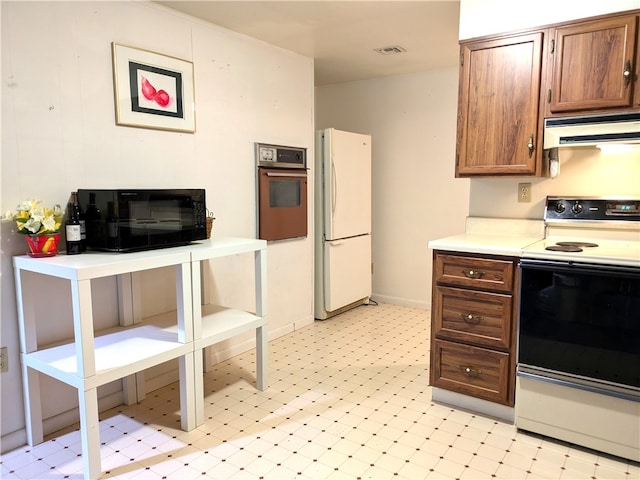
469;146;640;219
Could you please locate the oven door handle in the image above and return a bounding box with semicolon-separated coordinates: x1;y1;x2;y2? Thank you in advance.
519;258;640;277
265;172;307;178
517;366;640;402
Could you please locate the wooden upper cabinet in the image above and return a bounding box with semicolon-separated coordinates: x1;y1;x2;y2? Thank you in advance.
547;14;639;114
456;32;544;177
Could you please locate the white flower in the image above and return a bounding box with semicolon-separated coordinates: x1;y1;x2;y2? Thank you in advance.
41;215;57;232
23;218;42;234
30;205;46;223
2;198;63;235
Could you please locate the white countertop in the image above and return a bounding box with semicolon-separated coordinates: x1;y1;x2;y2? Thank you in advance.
428;217;545;257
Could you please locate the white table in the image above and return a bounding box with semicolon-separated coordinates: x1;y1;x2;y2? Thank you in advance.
13;237;267;479
188;238;268;426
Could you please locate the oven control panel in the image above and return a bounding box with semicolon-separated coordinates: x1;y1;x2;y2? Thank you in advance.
256;143;306;169
545;197;640;222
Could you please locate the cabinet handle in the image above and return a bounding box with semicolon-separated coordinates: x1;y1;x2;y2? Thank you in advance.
461;313;483;324
527;134;534;158
461;269;485;279
623;60;631;87
459;365;482;378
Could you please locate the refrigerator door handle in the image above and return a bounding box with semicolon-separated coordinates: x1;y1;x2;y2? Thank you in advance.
331;158;337;215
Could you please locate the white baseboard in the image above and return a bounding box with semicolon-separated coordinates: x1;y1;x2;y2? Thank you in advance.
0;429;26;454
372;294;430;310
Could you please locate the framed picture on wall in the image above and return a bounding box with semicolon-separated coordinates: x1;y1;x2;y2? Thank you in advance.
111;43;195;133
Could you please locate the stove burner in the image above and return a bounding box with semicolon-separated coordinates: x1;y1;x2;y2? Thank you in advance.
544;241;599;252
555;241;599;248
545;245;583;252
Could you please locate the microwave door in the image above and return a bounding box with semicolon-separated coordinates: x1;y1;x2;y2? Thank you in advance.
117;192;200;250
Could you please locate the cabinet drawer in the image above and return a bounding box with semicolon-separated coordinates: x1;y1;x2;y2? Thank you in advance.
430;340;510;405
434;253;514;292
433;286;512;350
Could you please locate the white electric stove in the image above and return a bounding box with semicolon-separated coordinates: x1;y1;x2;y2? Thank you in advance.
516;196;640;462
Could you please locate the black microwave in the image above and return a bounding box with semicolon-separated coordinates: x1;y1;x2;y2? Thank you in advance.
77;189;207;252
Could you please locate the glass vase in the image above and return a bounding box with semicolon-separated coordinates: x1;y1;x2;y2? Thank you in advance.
25;233;61;257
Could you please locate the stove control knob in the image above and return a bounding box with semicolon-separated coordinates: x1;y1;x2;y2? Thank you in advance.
572;202;583;214
554;202;566;214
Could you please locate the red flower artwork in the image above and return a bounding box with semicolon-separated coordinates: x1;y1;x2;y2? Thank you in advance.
141;76;171;107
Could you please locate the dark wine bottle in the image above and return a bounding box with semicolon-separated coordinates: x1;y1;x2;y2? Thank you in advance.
85;192;101;249
65;193;82;255
77;193;86;251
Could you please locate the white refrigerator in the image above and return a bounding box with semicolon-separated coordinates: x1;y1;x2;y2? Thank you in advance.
314;128;372;320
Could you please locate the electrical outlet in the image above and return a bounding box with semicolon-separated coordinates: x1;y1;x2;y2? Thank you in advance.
518;182;531;203
0;347;7;373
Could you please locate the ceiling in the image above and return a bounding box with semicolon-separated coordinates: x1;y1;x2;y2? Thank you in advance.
156;1;461;86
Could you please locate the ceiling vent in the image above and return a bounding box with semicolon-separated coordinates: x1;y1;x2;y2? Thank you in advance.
374;45;406;55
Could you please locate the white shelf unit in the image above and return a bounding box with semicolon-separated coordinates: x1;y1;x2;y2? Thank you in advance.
12;237;268;480
188;237;267;427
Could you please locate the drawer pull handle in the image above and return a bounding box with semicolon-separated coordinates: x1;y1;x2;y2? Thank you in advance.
461;313;483;324
459;365;482;378
461;269;485;279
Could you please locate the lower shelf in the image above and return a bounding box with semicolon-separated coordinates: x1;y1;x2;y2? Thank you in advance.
23;312;190;389
196;304;266;349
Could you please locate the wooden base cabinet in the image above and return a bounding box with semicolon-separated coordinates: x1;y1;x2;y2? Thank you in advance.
430;251;518;407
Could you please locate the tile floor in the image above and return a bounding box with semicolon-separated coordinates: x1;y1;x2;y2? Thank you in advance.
1;303;638;479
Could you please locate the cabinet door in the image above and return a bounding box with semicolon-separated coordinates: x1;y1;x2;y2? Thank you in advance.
548;14;638;113
456;32;544;177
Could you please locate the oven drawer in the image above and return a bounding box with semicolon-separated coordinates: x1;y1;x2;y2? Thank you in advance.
431;339;511;405
433;286;512;350
434;253;514;293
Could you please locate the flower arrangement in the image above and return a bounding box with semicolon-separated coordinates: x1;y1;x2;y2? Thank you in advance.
2;199;63;235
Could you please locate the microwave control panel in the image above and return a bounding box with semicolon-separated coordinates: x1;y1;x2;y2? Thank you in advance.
256;143;306;169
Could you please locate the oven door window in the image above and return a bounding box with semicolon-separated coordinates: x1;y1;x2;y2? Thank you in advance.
269;180;301;208
518;262;640;388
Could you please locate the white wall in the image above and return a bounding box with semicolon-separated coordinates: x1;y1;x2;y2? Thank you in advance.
1;0;314;451
459;0;640;39
460;0;640;219
316;69;470;309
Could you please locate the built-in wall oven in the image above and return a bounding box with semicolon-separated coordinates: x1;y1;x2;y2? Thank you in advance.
256;143;308;241
516;197;640;461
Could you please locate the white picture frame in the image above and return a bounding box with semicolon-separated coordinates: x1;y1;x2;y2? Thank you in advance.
112;43;195;133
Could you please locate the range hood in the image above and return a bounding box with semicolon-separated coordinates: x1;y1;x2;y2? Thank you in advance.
543;112;640;148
